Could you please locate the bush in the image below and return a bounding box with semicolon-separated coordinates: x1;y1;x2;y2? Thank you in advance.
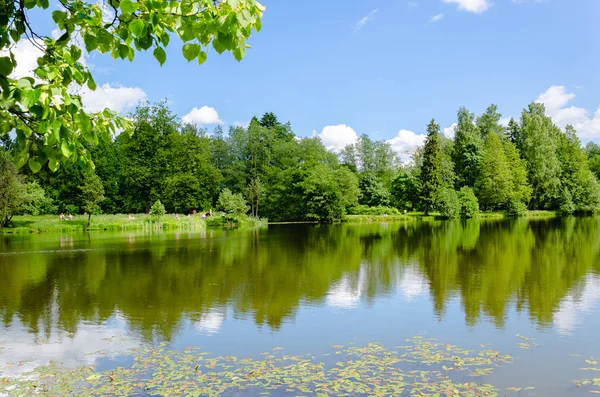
507;199;528;217
217;188;249;215
18;181;56;216
437;188;460;219
150;200;166;217
458;187;479;218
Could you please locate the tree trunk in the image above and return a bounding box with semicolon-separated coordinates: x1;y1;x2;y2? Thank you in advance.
88;213;91;228
423;204;429;217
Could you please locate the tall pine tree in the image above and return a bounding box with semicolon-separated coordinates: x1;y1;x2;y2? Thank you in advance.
420;119;444;215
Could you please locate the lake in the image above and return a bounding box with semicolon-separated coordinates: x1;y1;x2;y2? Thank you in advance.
1;218;600;396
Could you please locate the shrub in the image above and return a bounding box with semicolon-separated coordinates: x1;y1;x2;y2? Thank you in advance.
217;188;249;216
507;199;527;217
150;200;166;217
437;188;460;219
458;187;479;218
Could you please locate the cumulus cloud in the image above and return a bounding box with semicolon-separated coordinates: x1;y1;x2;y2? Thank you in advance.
443;0;491;13
1;40;43;79
388;129;426;153
443;123;458;139
182;106;224;126
80;84;146;113
535;85;600;140
429;13;445;23
354;9;378;32
318;124;359;151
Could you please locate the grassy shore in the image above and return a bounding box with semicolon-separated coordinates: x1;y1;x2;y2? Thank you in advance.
1;213;267;234
1;211;560;234
343;210;560;223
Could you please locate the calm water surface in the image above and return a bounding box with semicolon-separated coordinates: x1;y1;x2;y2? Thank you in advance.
1;218;600;395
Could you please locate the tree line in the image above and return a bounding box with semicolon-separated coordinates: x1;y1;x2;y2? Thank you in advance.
2;101;600;225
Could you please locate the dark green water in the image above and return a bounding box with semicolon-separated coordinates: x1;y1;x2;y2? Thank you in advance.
1;218;600;395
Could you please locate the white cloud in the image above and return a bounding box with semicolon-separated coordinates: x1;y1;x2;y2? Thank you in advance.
194;311;225;335
387;129;426;154
2;40;43;79
318;124;359;151
429;13;445;23
80;84;147;113
443;123;458;139
443;0;491;13
554;275;600;335
535;85;600;140
182;106;224;126
354;9;378;32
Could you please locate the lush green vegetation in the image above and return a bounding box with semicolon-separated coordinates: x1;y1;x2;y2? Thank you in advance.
0;0;265;172
2;101;600;227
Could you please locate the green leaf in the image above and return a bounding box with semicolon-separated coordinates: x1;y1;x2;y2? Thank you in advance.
48;157;60;172
83;34;97;52
87;75;97;90
237;9;252;28
37;0;49;8
227;0;240;8
182;43;200;62
160;32;170;46
52;10;68;23
197;50;207;64
118;44;130;59
61;141;72;158
28;158;42;173
129;19;147;38
181;0;193;14
233;45;245;61
153;47;166;66
120;0;139;14
0;56;14;76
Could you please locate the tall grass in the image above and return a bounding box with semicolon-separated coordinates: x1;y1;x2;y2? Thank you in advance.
2;214;208;234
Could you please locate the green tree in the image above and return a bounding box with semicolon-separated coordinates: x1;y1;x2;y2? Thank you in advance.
437;187;460;219
476;104;504;138
358;172;391;207
453;107;483;188
0;0;265;171
217;188;249;216
80;173;105;227
519;103;562;209
391;168;421;211
247;177;265;217
475;132;512;210
557;126;600;214
420;119;444;216
300;164;345;222
0;150;28;228
18;181;55;215
458;187;479;218
587;142;600;180
503;139;532;206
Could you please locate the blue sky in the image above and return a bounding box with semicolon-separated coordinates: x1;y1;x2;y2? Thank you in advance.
13;0;600;153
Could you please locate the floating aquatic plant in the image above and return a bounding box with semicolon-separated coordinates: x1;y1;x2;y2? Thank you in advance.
0;337;518;396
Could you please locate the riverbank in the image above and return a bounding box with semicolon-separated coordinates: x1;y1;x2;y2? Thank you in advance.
0;211;561;234
343;210;560;223
0;214;267;234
